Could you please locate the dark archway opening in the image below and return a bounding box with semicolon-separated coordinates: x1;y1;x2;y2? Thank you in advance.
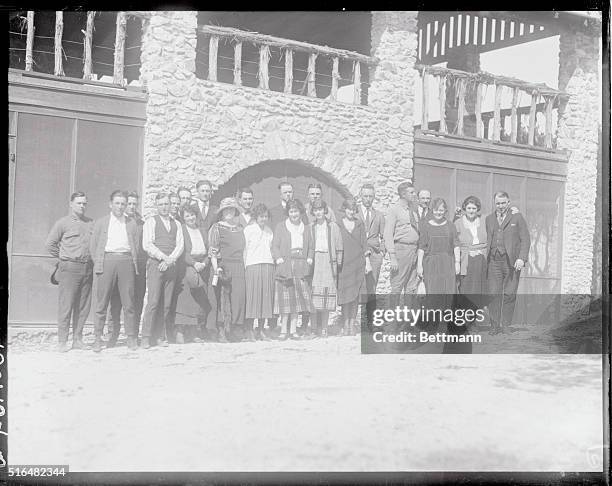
212;160;353;216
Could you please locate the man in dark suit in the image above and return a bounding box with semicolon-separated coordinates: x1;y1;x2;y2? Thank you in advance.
485;191;531;335
269;181;294;229
416;189;433;222
357;184;385;330
194;180;218;234
237;186;255;227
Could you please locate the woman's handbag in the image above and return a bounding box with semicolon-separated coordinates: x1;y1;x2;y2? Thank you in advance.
185;266;206;289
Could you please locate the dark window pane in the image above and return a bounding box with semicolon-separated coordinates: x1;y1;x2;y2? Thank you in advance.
456;169;491;215
74;120;142;220
13;113;73;254
413;164;453;208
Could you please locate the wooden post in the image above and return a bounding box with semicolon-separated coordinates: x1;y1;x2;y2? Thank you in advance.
457;78;466;136
438;74;447;133
258;44;270;90
208;35;218;82
54;11;64;76
83;11;95;80
233;41;242;86
475;82;483;138
544;95;554;148
330;57;339;101
493;83;502;141
421;69;429;129
25;11;34;72
307;52;317;97
113;12;127;85
353;60;361;105
510;87;519;143
284;49;293;94
528;90;538;146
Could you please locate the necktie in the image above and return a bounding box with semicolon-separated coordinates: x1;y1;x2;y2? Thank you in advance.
365;209;371;237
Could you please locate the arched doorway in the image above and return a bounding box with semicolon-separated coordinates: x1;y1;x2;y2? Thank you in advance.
212;160;353;215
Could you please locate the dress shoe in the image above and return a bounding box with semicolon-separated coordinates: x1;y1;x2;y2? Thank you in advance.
58;342;70;353
488;327;499;335
278;333;288;341
244;330;256;342
192;337;203;343
72;339;88;350
106;334;119;348
158;339;169;347
289;333;301;340
127;337;138;350
175;331;185;344
92;338;103;353
140;337;150;349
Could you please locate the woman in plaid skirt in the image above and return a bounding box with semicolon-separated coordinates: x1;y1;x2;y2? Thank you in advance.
307;200;343;338
271;199;314;340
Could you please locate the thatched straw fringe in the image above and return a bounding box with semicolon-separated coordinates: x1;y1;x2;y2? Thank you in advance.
54;12;64;76
198;24;376;65
25;11;34;71
528;91;538;145
258;44;270;90
438;74;447;133
493;83;503;141
456;78;466;136
83;11;95;80
475;83;484;138
511;87;519;143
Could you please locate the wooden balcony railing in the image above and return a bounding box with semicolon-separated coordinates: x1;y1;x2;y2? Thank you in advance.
196;25;377;105
416;64;570;150
9;11;142;86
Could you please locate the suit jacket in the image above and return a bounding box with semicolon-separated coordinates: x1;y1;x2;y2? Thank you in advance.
182;225;210;267
415;205;433;223
196;202;218;234
90;214;140;275
239;212;254;228
356;206;385;255
485;211;531;265
270;202;310;228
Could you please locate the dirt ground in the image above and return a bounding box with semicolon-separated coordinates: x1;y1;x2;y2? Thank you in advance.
8;336;605;472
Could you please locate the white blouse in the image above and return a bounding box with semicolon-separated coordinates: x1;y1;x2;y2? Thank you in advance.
243;224;274;267
285;219;304;249
462;215;481;245
186;226;207;256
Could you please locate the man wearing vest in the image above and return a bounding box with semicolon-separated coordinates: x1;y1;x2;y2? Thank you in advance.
485;191;531;335
141;192;184;348
90;190;141;352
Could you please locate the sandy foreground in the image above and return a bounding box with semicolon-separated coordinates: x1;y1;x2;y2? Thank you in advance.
8;337;605;472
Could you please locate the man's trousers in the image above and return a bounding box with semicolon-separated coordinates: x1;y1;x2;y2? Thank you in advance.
109;262;145;337
487;252;521;329
141;259;177;339
57;260;93;344
94;253;137;338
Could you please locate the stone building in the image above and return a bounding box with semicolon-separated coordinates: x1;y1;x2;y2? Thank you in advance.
7;11;603;325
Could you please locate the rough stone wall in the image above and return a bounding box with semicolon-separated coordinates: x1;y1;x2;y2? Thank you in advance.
557;26;601;295
139;12;415;222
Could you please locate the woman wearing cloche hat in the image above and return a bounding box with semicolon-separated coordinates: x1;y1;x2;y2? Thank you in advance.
208;197;246;342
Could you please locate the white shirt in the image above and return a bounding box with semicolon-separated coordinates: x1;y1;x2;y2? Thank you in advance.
314;222;328;251
285;219;304;249
186;226;206;256
243;224;274;267
105;213;131;252
462;215;481;245
142;215;184;261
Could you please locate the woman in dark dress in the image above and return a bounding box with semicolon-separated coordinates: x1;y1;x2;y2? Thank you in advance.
337;199;367;336
208;197;246;342
174;203;211;344
417;198;465;352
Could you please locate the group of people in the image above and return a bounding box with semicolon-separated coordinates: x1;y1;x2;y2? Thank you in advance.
45;178;530;352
